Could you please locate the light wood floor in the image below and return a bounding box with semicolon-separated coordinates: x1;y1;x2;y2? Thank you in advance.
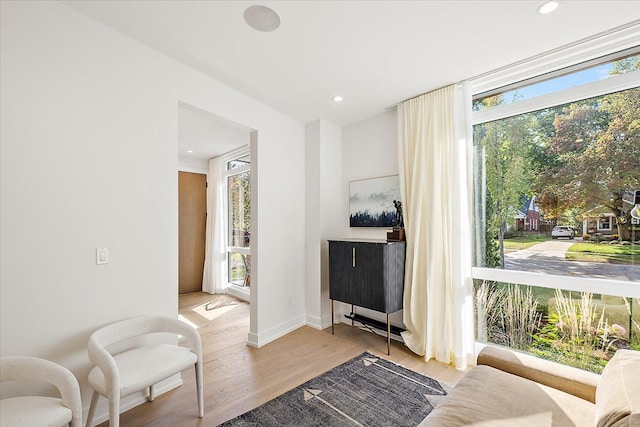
108;292;468;426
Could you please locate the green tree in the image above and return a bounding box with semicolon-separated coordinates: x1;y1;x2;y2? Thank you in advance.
477;113;534;268
592;87;640;239
535;99;609;207
533;56;640;239
534;88;640;239
229;171;251;245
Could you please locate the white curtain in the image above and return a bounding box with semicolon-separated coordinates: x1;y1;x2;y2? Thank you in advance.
398;83;475;370
202;156;227;294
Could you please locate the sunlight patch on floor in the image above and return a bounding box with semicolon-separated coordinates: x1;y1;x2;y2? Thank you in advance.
192;299;238;321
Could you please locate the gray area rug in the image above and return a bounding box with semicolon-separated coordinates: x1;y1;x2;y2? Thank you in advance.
218;352;450;426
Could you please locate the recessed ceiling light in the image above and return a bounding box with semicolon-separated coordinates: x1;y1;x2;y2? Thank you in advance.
333;96;344;102
537;1;559;14
186;150;193;153
244;5;281;32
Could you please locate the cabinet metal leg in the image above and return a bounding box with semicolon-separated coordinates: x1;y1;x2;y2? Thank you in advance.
331;299;334;335
387;313;391;355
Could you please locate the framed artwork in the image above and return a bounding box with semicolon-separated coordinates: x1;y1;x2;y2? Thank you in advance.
349;175;401;227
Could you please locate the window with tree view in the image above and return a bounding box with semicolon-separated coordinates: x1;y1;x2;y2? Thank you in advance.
473;52;639;372
226;151;250;288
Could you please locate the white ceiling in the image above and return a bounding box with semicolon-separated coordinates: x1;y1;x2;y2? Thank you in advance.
63;0;640;129
178;103;250;161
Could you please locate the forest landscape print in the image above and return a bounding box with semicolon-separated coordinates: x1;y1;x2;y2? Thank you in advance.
349;175;401;227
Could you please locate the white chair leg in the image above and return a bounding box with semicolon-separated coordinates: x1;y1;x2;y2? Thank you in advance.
148;385;155;402
195;361;204;417
85;391;99;427
108;396;120;427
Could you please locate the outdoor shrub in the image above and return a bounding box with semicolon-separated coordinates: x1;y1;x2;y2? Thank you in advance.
611;234;619;240
624;297;640;346
476;284;635;374
533;290;625;373
475;281;504;343
582;234;590;240
504;285;542;350
475;281;541;351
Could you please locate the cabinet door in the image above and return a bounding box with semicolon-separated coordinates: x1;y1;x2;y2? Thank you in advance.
329;241;385;310
350;242;384;310
329;241;352;303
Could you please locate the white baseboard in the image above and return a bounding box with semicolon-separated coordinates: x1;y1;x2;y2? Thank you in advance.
304;313;323;330
85;375;183;426
247;315;305;347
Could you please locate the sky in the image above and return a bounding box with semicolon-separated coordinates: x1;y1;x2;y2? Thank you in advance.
475;54;639;109
504;63;613;104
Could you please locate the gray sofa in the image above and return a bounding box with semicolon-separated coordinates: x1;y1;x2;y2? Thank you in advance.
420;346;639;427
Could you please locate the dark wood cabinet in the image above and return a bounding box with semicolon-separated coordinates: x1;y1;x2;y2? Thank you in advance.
328;239;405;353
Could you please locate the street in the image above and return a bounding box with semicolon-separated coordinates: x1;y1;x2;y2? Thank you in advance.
504;239;640;282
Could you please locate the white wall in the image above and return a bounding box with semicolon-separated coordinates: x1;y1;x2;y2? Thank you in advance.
0;0;305;420
340;109;399;239
337;109;403;327
178;156;209;173
305;119;342;329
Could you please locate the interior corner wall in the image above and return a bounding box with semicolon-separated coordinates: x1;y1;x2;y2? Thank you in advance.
319;120;344;327
305;119;342;329
339;109;404;327
305;121;322;327
0;0;305;419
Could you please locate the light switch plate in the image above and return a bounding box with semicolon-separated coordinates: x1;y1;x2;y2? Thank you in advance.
96;248;109;265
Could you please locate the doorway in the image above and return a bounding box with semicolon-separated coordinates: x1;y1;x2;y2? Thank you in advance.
177;102;253;298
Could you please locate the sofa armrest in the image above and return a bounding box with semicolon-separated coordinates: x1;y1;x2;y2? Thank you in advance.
477;345;599;403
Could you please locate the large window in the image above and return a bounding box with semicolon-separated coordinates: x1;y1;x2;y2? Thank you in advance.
472;50;640;371
224;149;251;289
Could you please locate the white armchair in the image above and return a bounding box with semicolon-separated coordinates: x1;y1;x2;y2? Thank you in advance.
85;315;203;427
0;356;82;427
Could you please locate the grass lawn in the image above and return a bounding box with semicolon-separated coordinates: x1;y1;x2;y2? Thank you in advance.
566;242;640;264
502;234;551;253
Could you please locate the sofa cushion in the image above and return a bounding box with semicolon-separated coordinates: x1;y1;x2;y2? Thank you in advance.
420;365;595;427
477;345;599;403
596;349;640;427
